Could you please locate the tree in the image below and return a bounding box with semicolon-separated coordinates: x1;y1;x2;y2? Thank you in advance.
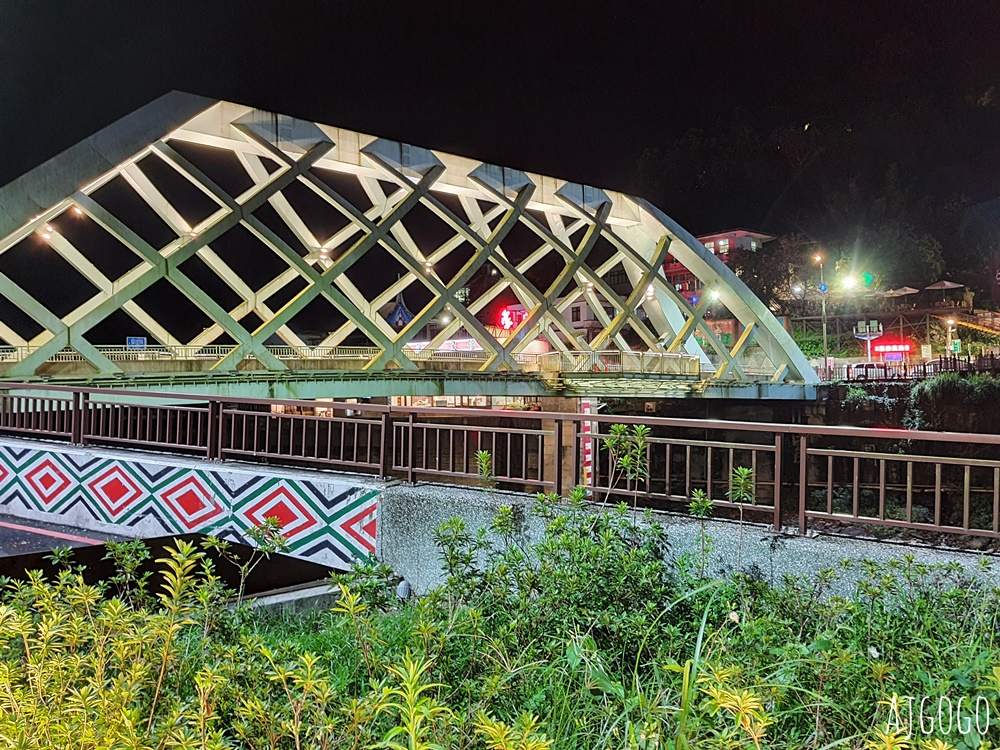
729;234;808;312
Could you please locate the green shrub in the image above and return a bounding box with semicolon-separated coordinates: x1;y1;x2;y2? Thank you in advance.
3;498;1000;748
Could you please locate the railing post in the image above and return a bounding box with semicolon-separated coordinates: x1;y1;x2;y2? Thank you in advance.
207;399;222;460
379;411;391;479
79;392;89;446
570;416;580;492
772;433;782;531
71;391;87;445
406;412;415;485
554;418;564;497
797;433;808;535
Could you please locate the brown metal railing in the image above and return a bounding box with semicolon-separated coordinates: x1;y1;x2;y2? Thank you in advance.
391;409;550;489
1;382;999;541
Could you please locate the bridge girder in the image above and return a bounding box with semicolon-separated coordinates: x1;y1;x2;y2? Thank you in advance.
0;94;817;384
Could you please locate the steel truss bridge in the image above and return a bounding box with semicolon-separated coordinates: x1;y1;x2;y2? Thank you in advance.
0;92;817;398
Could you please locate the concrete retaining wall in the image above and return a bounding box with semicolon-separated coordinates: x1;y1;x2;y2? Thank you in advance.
0;437;381;570
380;483;1000;594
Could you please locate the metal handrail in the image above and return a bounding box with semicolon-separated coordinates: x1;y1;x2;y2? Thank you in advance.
0;381;999;539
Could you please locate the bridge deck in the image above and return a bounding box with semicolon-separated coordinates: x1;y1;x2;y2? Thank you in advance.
0;346;817;399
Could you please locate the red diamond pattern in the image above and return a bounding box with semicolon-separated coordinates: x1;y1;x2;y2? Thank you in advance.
87;465;144;518
340;502;377;553
1;441;379;569
24;458;73;507
158;475;222;530
243;484;318;539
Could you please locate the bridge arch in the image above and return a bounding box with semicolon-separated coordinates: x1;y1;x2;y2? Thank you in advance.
0;93;817;384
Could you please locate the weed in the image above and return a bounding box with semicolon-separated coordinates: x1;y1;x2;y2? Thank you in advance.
688;488;714;580
477;449;498;495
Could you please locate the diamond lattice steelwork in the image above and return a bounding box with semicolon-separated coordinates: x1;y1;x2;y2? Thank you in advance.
0;93;817;383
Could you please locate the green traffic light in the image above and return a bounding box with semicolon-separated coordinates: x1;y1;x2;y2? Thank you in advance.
861;272;874;286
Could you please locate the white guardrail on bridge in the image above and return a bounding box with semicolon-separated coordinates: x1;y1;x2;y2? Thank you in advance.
0;345;700;377
0;345;546;369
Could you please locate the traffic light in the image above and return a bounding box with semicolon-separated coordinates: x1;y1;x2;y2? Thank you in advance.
861;272;874;286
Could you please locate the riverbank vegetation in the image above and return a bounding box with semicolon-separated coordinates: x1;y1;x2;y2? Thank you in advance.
2;490;999;748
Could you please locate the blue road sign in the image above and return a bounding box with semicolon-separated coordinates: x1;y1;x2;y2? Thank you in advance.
126;337;147;350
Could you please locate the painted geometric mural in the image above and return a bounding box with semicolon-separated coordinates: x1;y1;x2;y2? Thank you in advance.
0;441;378;568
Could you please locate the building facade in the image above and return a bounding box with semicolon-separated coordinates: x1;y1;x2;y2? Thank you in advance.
664;229;775;303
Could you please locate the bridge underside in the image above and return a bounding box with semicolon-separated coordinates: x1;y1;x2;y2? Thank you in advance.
0;93;818;389
2;369;817;401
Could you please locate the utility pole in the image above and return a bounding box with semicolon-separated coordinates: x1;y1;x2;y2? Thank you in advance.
815;254;829;378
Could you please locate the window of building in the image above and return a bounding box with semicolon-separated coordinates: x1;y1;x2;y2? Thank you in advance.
571;307;580;322
704;241;715;252
606;269;626;286
718;239;730;254
750;239;759;250
675;283;683;291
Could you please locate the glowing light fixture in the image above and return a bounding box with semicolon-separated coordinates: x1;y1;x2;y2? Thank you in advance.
710;289;721;300
73;207;83;216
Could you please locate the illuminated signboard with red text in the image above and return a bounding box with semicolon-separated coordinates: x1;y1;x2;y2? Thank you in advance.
872;343;911;353
499;307;527;331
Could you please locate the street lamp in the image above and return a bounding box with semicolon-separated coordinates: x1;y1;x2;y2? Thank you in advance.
946;318;956;355
815;254;829;378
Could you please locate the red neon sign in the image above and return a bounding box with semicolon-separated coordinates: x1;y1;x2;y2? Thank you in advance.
499;307;526;330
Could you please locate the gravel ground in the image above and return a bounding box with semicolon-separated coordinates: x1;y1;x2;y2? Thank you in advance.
660;512;1000;595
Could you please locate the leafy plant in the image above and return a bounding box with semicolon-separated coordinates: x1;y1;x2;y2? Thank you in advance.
202;515;289;604
476;449;498;495
103;539;152;606
603;423;651;514
688;488;714;580
727;466;756;573
2;497;1000;748
42;544;74;570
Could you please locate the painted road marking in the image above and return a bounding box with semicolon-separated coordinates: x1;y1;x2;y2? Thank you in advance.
0;520;104;546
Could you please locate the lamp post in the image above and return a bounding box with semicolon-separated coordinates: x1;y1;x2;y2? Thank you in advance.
946;318;956;355
815;254;829;378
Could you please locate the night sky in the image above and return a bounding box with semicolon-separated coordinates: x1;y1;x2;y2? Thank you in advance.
3;1;998;233
0;1;999;345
